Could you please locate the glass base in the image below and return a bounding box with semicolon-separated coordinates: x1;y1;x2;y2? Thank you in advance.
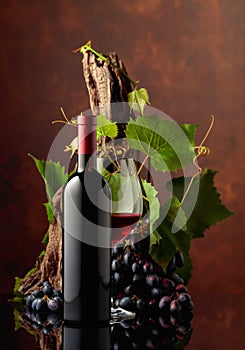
110;299;136;324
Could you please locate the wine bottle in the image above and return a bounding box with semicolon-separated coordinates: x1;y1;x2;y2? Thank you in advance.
62;323;111;350
62;114;111;325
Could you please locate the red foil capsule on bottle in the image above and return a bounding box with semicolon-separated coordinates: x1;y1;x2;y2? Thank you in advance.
77;114;96;155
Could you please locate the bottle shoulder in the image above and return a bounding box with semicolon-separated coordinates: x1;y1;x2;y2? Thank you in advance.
64;169;110;192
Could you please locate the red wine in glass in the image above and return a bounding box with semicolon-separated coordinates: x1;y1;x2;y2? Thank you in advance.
111;213;141;246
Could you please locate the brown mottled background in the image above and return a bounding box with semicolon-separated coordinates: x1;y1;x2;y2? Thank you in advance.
0;0;244;348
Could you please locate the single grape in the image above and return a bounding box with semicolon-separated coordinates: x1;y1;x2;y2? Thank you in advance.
119;297;133;310
42;326;51;335
178;324;190;335
124;252;135;266
112;259;120;271
175;251;184;268
136;299;145;311
166;256;176;275
158;296;171;310
178;293;191;305
175;284;188;294
113;243;124;256
53;296;63;306
47;298;59;312
146;274;159;287
171;273;184;285
114;272;121;282
53;289;62;298
43;285;53;296
43;280;51;287
158;316;170;329
143;262;154;274
120;319;133;329
170;314;179;327
132;262;141;274
32;322;42;330
25;294;35;307
161;278;175;293
31;298;38;311
170;300;181;313
36;297;47;312
33;289;44;298
47;312;60;325
31;311;37;323
151;288;161;297
124;284;135;295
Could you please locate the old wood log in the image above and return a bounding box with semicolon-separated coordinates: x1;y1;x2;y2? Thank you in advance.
82;50;133;123
18;187;63;295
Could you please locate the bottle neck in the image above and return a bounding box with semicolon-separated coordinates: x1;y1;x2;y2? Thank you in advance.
77;122;96;172
77;154;96;172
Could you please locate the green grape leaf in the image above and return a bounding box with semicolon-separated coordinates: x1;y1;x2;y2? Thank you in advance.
168;168;234;238
96;113;118;139
13;308;23;330
39;250;46;257
28;154;68;206
150;229;162;246
42;230;49;245
13;276;23;294
128;88;150;114
141;179;160;233
43;202;54;224
64;136;78;158
150;219;191;272
125;116;197;172
150;198;192;274
165;197;187;233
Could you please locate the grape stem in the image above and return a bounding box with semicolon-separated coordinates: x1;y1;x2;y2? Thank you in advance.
179;115;215;207
137;155;149;177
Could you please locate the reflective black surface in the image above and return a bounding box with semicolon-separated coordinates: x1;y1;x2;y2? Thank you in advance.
1;293;244;350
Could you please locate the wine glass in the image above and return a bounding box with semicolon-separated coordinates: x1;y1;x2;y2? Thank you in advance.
97;157;143;322
110;158;143;246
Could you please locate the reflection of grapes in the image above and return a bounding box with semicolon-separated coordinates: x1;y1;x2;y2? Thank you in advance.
24;281;62;333
111;316;192;350
111;221;194;347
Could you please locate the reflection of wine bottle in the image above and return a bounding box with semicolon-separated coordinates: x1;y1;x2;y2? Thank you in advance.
62;114;111;324
62;323;111;350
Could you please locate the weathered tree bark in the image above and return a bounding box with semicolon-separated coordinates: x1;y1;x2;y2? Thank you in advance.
18;188;63;295
82;51;133;122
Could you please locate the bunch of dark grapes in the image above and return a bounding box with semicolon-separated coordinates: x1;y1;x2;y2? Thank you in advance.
111;221;194;348
24;281;62;334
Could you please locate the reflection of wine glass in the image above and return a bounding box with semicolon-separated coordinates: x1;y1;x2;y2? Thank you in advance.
110;158;143;246
97;157;143;322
